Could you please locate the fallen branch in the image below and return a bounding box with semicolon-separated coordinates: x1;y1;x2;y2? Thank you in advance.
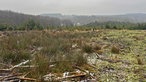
0;60;31;75
73;66;95;79
62;74;86;79
0;60;35;81
0;73;23;81
11;60;30;70
0;72;36;81
18;77;36;81
87;64;97;69
14;65;36;68
0;69;12;73
73;66;89;74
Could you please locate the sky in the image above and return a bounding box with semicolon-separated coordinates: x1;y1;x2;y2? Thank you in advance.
0;0;146;15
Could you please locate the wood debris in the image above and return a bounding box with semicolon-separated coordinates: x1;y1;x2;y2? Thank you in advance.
0;60;36;82
43;66;96;81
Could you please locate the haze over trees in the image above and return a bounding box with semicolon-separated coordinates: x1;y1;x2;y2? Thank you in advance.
85;21;146;30
0;10;146;30
0;10;146;81
41;13;146;25
0;10;73;30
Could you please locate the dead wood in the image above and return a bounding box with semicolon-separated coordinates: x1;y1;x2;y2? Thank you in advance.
0;60;36;82
11;60;30;70
18;77;36;81
73;66;95;79
0;73;23;81
62;74;86;79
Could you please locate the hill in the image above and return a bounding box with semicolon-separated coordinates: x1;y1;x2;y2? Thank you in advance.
0;10;73;27
40;13;146;25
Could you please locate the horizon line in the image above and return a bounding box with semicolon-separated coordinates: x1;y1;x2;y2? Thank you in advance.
1;9;146;16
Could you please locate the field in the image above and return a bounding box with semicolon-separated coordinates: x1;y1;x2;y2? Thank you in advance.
0;29;146;81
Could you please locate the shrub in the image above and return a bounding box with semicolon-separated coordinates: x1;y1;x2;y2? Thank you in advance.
30;54;50;80
93;45;102;50
75;53;87;66
1;50;31;64
111;46;120;54
82;45;93;53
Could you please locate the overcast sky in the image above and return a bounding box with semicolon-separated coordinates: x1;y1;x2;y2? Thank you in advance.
0;0;146;15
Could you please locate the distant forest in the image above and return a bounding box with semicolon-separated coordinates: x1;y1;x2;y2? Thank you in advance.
85;21;146;30
0;10;73;30
0;10;146;30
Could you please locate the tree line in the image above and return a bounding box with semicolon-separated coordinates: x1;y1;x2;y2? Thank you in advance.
85;21;146;30
0;10;73;31
0;10;146;31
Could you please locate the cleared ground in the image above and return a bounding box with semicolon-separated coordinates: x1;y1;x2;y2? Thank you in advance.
0;29;146;81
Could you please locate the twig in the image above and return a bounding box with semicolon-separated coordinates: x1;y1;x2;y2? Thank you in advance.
18;77;36;81
62;74;86;79
11;60;30;69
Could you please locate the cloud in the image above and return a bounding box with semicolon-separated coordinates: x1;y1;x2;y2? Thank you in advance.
0;0;146;15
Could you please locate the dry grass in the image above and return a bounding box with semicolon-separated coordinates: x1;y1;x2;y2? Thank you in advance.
0;29;146;81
